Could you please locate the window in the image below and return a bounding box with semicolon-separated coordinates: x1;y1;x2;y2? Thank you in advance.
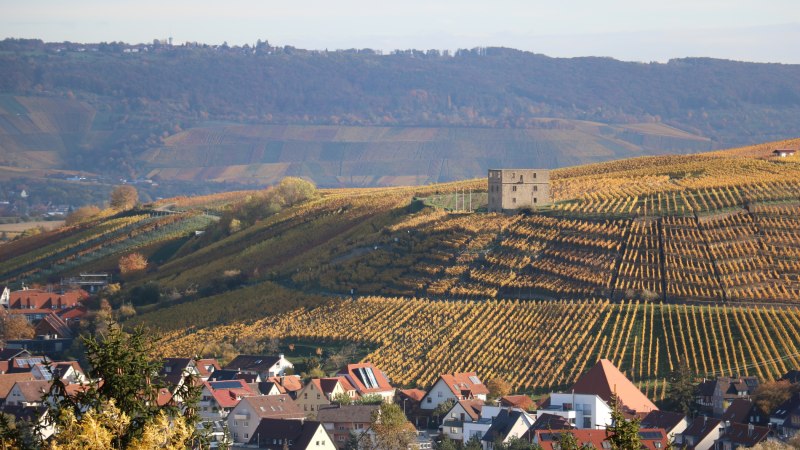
427;397;432;403
512;186;517;192
317;393;321;399
438;392;443;398
451;427;459;433
234;420;239;426
304;393;308;399
534;198;537;204
654;442;662;449
534;185;538;192
512;198;516;203
533;172;537;179
519;175;523;182
244;434;249;440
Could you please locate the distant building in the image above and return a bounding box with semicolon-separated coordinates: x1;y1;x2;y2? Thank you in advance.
487;169;551;213
773;149;797;158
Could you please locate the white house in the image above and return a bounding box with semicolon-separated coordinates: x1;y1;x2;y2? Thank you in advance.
421;372;488;410
462;405;531;445
481;408;536;450
538;393;612;430
223;354;294;379
441;399;484;441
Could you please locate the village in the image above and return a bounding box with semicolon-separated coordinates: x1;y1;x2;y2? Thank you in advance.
0;346;797;450
1;280;799;450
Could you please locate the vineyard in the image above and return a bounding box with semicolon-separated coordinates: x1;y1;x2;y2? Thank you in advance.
161;297;800;396
0;212;214;283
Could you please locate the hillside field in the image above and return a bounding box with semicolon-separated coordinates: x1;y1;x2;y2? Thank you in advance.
3;138;800;394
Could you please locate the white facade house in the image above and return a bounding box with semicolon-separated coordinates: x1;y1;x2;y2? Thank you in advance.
539;393;612;429
421;373;488;410
441;400;484;441
461;406;533;446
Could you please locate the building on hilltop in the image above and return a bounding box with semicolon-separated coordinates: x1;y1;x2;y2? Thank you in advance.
487;169;551;213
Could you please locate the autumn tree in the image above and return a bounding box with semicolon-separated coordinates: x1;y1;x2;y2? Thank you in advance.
65;205;101;226
433;399;456;424
371;403;415;450
0;314;35;341
46;323;202;449
109;185;138;210
753;380;800;415
118;253;147;275
487;378;512;400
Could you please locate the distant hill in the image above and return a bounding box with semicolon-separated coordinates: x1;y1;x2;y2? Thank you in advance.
1;39;799;188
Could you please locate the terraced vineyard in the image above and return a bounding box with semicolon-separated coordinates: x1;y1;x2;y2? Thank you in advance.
161;297;800;397
0;212;215;282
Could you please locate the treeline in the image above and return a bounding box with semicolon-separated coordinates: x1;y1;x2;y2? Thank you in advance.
1;39;800;149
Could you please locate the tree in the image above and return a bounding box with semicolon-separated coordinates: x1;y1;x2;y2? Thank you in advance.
0;314;35;341
109;185;138;210
65;205;101;226
606;396;641;450
371;403;415;450
558;432;579;450
433;398;456;424
435;435;459;450
118;253;147;275
661;360;696;415
46;323;202;448
486;378;512;400
276;177;318;207
464;436;483;450
332;392;353;406
753;380;800;415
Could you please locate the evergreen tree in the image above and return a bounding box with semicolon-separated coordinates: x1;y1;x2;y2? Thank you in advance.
662;360;696;415
606;396;642;450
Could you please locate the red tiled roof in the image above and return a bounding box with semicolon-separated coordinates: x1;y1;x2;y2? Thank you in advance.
338;363;393;394
194;359;220;378
266;375;303;392
8;289;87;310
0;373;36;399
399;388;426;402
439;372;489;397
500;394;536;411
571;359;657;413
457;399;484;421
536;428;668;450
204;379;253;409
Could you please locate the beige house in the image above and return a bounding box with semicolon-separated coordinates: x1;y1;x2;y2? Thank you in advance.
296;377;357;416
487;169;551;213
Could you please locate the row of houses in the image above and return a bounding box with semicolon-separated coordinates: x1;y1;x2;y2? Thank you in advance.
2;342;798;450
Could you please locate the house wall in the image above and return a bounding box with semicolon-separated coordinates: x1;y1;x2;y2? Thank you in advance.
296;382;337;417
462;422;491;444
487;169;551;213
228;402;261;443
267;356;294;377
548;393;611;429
306;424;338;450
420;379;457;410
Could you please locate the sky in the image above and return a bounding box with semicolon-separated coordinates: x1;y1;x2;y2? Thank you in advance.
2;0;799;63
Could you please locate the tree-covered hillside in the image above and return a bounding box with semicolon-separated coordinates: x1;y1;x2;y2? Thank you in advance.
0;39;799;187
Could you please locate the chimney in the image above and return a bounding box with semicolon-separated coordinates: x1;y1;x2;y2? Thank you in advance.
748;424;754;436
279;353;284;359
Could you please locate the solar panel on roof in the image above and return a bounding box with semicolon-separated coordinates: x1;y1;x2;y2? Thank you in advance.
210;381;243;390
639;432;663;440
468;376;481;385
364;367;379;389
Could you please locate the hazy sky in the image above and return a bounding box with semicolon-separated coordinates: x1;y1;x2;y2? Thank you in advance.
2;0;799;63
